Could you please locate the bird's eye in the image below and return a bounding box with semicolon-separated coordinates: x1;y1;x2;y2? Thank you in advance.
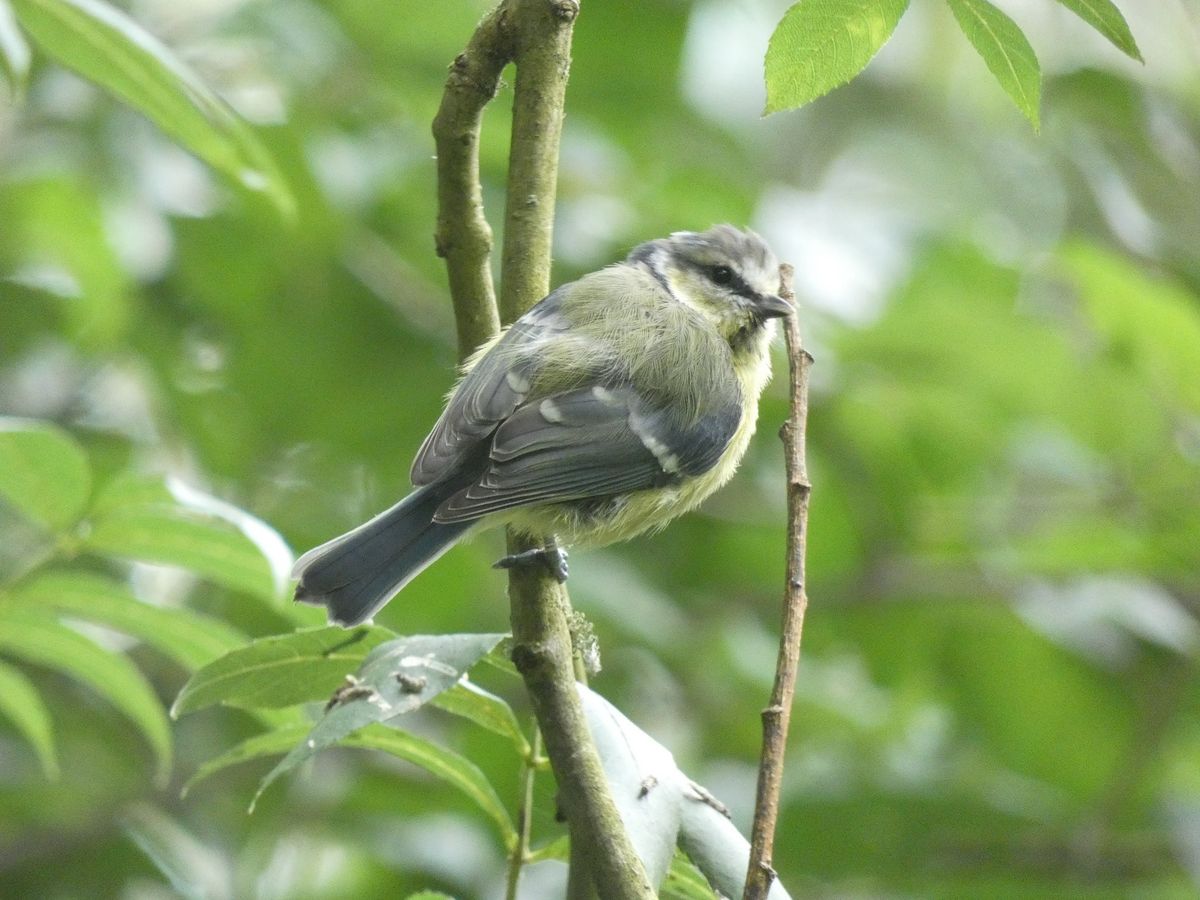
709;265;734;286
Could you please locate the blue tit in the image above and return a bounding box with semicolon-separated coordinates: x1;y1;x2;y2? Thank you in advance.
293;225;790;625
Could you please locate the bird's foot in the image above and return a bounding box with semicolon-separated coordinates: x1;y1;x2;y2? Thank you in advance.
493;545;570;582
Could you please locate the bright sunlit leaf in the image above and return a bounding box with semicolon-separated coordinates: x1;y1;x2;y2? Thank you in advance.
9;0;294;218
945;0;1041;130
1055;0;1142;62
763;0;910;115
0;607;172;783
0;418;90;531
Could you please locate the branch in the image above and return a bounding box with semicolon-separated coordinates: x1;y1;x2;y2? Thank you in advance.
744;264;812;900
431;2;511;359
433;1;652;895
499;2;652;896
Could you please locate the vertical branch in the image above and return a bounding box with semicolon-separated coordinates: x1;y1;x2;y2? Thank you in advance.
433;0;651;894
499;3;652;896
744;264;813;900
432;2;511;359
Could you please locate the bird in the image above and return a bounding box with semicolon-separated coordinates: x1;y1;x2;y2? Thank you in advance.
293;225;790;625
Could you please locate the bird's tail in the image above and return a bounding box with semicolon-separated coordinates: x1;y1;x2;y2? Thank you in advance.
292;483;472;626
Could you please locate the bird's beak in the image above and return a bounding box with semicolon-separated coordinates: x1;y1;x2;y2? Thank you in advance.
753;293;793;319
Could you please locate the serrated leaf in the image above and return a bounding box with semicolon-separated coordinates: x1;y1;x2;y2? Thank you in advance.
86;503;280;603
0;607;172;783
0;418;90;530
431;679;530;756
171;625;394;717
255;633;505;805
945;0;1041;130
0;0;30;94
763;0;909;115
9;0;294;218
1055;0;1141;62
13;570;247;671
0;658;58;778
340;724;515;848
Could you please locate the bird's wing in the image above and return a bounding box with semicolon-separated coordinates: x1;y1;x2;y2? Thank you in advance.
432;383;742;523
410;286;573;486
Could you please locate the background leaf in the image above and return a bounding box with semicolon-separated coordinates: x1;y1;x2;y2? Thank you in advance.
0;0;30;93
0;658;58;778
945;0;1041;129
8;0;293;217
0;607;172;783
12;570;247;671
764;0;910;114
429;679;530;755
1055;0;1142;61
0;418;90;530
86;492;286;604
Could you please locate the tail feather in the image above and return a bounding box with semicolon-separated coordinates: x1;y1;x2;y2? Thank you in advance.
293;484;472;626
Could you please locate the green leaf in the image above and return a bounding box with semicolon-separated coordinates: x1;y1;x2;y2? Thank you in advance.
185;721;516;847
13;570;247;671
945;0;1041;130
9;0;294;218
0;658;58;778
181;723;310;797
0;418;90;531
1060;241;1200;414
763;0;909;115
0;607;172;783
171;625;395;717
430;679;530;756
404;894;457;900
0;0;30;94
1054;0;1142;62
122;803;232;900
255;633;506;805
86;507;276;601
662;851;720;900
341;724;515;848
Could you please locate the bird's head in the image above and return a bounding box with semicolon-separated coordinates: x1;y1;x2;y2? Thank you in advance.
629;225;791;344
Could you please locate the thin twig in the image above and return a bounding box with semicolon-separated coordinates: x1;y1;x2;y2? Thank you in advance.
505;727;543;900
431;1;511;358
743;264;812;900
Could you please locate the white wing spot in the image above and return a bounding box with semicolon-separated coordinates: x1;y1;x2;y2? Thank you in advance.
506;370;531;394
540;399;565;423
592;386;620;406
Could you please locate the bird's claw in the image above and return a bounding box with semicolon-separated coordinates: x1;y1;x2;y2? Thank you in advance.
493;546;570;583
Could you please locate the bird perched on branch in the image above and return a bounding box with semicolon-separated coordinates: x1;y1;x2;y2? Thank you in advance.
294;225;790;625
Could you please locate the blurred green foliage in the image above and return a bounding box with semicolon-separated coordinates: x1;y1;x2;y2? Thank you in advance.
2;0;1200;896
